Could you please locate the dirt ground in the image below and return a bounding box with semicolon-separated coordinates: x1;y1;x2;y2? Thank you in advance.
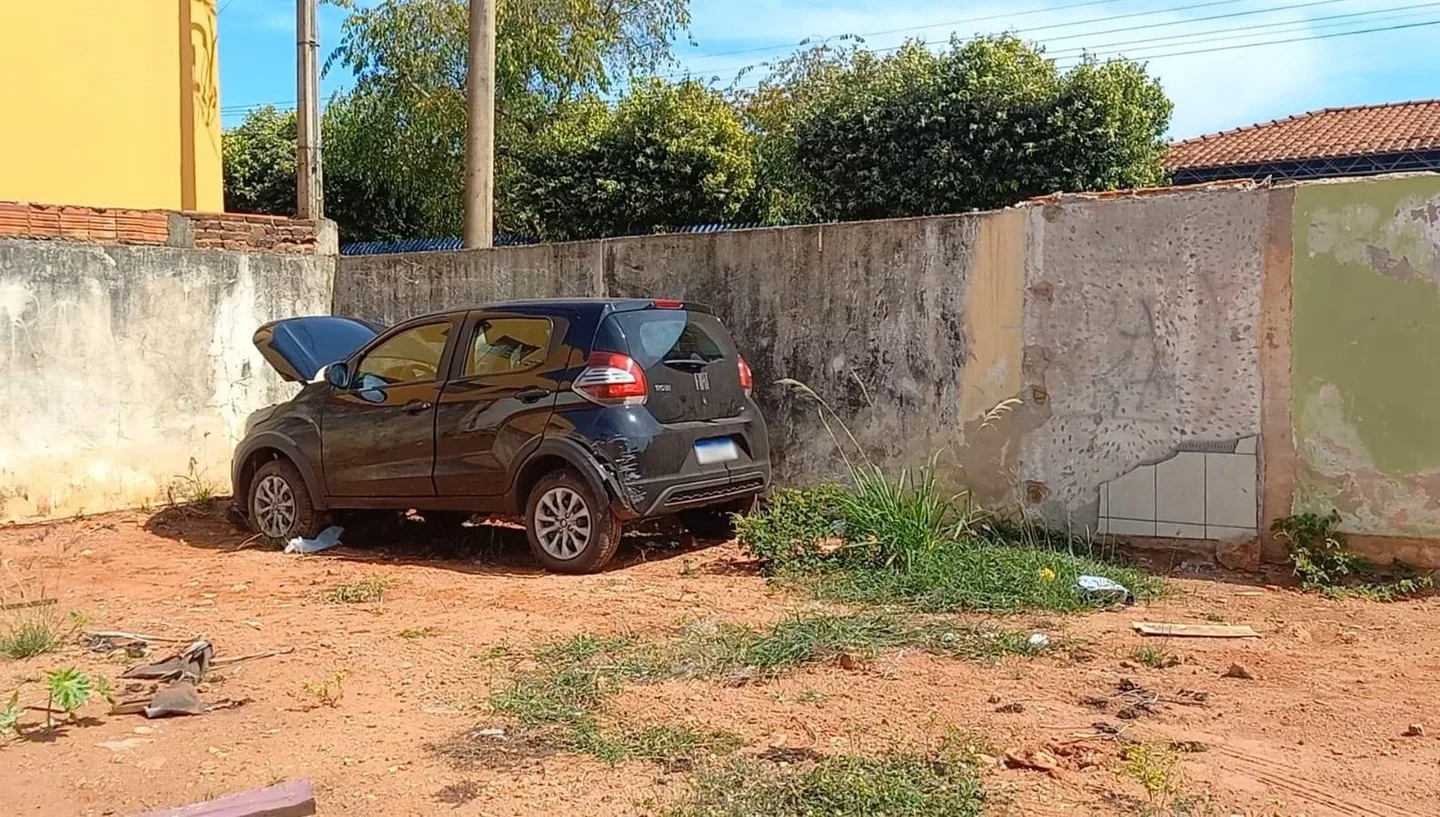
1;506;1438;817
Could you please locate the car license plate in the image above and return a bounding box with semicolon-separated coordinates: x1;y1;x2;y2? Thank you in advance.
695;438;739;465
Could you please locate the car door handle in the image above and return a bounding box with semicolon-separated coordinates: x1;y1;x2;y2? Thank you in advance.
403;400;433;415
516;388;551;404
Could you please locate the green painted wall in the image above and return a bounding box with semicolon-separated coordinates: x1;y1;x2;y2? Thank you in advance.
1292;176;1440;535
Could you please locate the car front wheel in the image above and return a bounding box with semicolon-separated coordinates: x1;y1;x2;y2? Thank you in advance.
249;459;323;542
524;470;622;574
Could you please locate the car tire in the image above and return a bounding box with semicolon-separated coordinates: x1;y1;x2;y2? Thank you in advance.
678;495;759;540
249;459;324;542
524;470;622;574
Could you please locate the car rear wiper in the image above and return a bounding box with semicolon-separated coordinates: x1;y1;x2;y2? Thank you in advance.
662;357;709;370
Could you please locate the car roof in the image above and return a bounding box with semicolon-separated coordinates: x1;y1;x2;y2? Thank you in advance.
400;298;713;325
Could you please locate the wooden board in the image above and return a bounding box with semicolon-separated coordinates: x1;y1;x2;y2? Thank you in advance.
1132;622;1260;638
133;780;315;817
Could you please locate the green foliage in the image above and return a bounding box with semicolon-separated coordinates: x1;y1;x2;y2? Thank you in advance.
1131;645;1179;669
318;0;690;240
840;463;970;570
740;35;1172;224
1272;511;1433;599
44;667;93;727
735;484;847;568
740;485;1161;614
0;691;19;734
514;79;756;241
221;106;297;216
664;751;985;817
1119;742;1184;807
0;619;60;660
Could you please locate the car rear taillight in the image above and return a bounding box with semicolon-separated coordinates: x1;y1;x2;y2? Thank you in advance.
737;355;753;396
573;352;648;406
651;299;684;309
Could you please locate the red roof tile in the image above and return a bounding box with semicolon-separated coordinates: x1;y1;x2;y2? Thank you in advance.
1167;100;1440;171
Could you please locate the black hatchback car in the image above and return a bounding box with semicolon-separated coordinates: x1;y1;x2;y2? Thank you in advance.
234;299;771;573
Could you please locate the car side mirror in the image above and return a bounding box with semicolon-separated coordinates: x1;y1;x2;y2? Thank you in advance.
326;362;351;389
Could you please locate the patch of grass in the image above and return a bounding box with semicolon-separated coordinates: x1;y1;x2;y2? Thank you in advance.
744;382;1165;615
1131;645;1179;669
1273;511;1434;600
663;751;984;817
325;578;389;604
1;607;87;660
791;542;1162;614
400;626;439;640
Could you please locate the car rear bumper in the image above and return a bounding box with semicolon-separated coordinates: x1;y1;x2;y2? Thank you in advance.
616;465;771;518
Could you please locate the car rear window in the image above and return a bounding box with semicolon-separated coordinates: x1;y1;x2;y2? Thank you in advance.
615;311;729;367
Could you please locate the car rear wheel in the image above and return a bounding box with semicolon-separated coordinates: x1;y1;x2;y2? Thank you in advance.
249;459;323;542
525;470;621;574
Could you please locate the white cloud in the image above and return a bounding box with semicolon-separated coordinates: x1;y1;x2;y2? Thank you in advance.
678;0;1436;137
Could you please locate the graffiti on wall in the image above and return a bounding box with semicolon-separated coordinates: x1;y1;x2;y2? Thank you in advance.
1292;176;1440;536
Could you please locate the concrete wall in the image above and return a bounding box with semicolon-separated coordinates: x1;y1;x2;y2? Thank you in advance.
0;239;333;522
1022;188;1269;543
1285;175;1440;566
338;213;1028;494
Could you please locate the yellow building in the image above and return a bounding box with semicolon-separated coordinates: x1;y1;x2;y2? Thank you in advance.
0;0;223;212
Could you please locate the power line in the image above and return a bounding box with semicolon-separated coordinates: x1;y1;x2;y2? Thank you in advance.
1056;15;1440;63
1040;1;1440;59
676;0;1251;73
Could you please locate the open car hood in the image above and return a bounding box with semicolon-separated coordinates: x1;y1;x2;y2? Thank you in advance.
253;316;385;383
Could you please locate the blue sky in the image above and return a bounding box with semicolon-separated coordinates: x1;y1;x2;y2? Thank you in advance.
219;0;1440;138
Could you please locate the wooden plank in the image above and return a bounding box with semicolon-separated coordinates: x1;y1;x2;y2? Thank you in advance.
133;780;315;817
1132;622;1260;638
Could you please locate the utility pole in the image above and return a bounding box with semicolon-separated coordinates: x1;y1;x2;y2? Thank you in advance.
296;0;324;219
463;0;496;248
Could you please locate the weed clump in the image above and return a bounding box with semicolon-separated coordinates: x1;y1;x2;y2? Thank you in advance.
664;750;984;817
324;578;389;604
1273;511;1433;600
739;476;1161;614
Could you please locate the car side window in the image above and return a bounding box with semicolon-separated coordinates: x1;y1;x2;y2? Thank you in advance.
354;322;451;387
464;317;552;377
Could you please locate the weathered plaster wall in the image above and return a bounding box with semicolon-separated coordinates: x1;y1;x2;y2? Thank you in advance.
1019;188;1269;533
337;213;1028;492
1291;175;1440;544
0;240;333;522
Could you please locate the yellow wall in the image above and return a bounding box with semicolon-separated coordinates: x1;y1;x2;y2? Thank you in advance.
0;0;222;212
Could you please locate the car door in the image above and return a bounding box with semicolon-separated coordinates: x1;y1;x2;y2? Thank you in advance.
432;310;574;497
322;316;460;498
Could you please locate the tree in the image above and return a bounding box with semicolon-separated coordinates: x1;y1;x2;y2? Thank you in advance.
320;0;691;239
741;35;1173;223
221;106;297;216
514;79;756;241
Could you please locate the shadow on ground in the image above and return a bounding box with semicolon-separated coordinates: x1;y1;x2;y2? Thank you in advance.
142;499;738;576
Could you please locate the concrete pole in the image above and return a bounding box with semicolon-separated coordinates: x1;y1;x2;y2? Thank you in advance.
463;0;496;248
296;0;324;219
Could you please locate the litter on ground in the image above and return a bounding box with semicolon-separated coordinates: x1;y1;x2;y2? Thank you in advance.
285;525;344;554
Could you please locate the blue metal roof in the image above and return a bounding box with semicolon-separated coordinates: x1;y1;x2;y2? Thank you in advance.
339;222;766;256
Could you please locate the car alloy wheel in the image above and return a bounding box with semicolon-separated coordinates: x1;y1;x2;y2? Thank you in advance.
533;485;592;560
253;473;298;538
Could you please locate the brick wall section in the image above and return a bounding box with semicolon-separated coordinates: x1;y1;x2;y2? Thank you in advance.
0;201;169;244
184;212;318;253
0;201;320;253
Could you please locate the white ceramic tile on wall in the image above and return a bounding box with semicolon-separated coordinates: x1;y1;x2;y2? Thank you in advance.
1155;452;1206;525
1103;518;1158;537
1205;452;1257;528
1106;464;1156;522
